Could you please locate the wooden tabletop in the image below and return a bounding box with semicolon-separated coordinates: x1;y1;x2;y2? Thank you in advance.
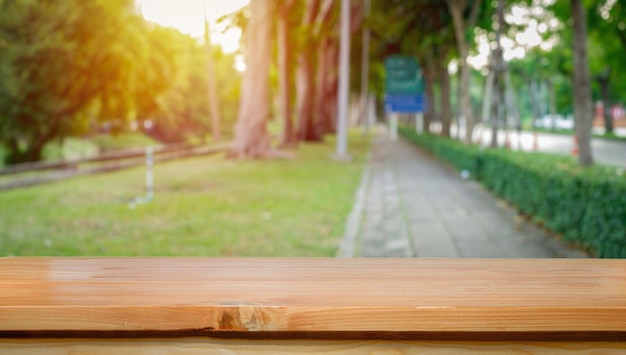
1;258;626;334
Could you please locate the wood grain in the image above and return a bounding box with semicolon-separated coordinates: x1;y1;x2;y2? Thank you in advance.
1;258;626;335
1;338;626;355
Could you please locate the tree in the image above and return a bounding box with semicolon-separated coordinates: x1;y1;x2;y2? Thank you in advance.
294;0;324;142
313;0;339;137
587;0;626;135
571;0;594;166
489;0;506;148
277;0;298;147
595;67;612;133
229;0;275;158
438;44;453;137
315;0;363;137
291;0;361;142
0;0;157;164
446;0;482;142
419;50;437;133
139;27;240;144
506;5;572;127
221;0;361;150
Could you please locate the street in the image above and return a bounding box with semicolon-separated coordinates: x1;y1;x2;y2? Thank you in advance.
448;124;626;168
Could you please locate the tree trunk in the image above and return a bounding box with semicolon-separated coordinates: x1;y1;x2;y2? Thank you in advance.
439;51;452;137
296;53;320;141
321;39;339;134
229;0;273;158
422;53;436;134
491;0;505;148
5;138;21;165
295;0;322;142
278;1;297;148
310;0;337;137
5;111;65;164
529;79;539;126
546;80;557;130
448;0;473;142
447;0;482;142
315;38;331;136
455;67;462;139
490;73;503;148
597;67;613;134
571;0;594;166
4;137;45;165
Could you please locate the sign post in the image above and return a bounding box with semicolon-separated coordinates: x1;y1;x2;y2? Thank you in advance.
146;146;154;202
384;56;425;140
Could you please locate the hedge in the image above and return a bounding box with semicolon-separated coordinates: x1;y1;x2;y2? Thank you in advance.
399;126;626;258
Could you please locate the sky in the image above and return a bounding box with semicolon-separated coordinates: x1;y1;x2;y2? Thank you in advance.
138;0;249;53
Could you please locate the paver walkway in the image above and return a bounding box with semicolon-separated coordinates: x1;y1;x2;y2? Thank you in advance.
338;131;589;258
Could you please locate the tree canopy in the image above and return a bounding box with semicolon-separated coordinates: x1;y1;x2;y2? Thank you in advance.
1;0;619;167
0;0;239;164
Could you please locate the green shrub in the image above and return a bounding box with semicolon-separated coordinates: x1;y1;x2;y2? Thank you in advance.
399;126;626;257
399;129;483;178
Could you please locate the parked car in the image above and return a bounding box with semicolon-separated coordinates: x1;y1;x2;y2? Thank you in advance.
534;115;575;130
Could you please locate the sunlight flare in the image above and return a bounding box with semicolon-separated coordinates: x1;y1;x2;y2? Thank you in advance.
138;0;248;53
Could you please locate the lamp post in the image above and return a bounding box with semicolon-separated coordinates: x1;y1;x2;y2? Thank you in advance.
334;0;351;161
360;0;371;135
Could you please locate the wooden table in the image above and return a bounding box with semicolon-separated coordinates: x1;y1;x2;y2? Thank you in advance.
1;258;625;353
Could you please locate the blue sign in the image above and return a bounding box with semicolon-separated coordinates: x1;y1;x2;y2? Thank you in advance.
385;56;424;113
385;94;425;113
384;56;424;95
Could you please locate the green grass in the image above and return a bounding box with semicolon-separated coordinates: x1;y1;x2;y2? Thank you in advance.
0;133;370;257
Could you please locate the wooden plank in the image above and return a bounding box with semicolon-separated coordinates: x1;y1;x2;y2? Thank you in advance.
1;338;626;354
1;258;626;334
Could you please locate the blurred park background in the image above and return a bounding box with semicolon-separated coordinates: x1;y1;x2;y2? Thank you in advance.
0;0;624;257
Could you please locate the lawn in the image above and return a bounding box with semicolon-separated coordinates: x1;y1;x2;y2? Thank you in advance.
0;134;370;257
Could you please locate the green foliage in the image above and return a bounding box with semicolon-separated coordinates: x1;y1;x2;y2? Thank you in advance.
0;0;240;163
369;0;455;60
545;0;626;113
141;28;241;143
508;44;574;121
587;0;626;104
0;133;370;257
400;126;626;257
0;0;157;163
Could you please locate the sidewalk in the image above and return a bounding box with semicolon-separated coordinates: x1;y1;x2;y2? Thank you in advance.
338;131;589;258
